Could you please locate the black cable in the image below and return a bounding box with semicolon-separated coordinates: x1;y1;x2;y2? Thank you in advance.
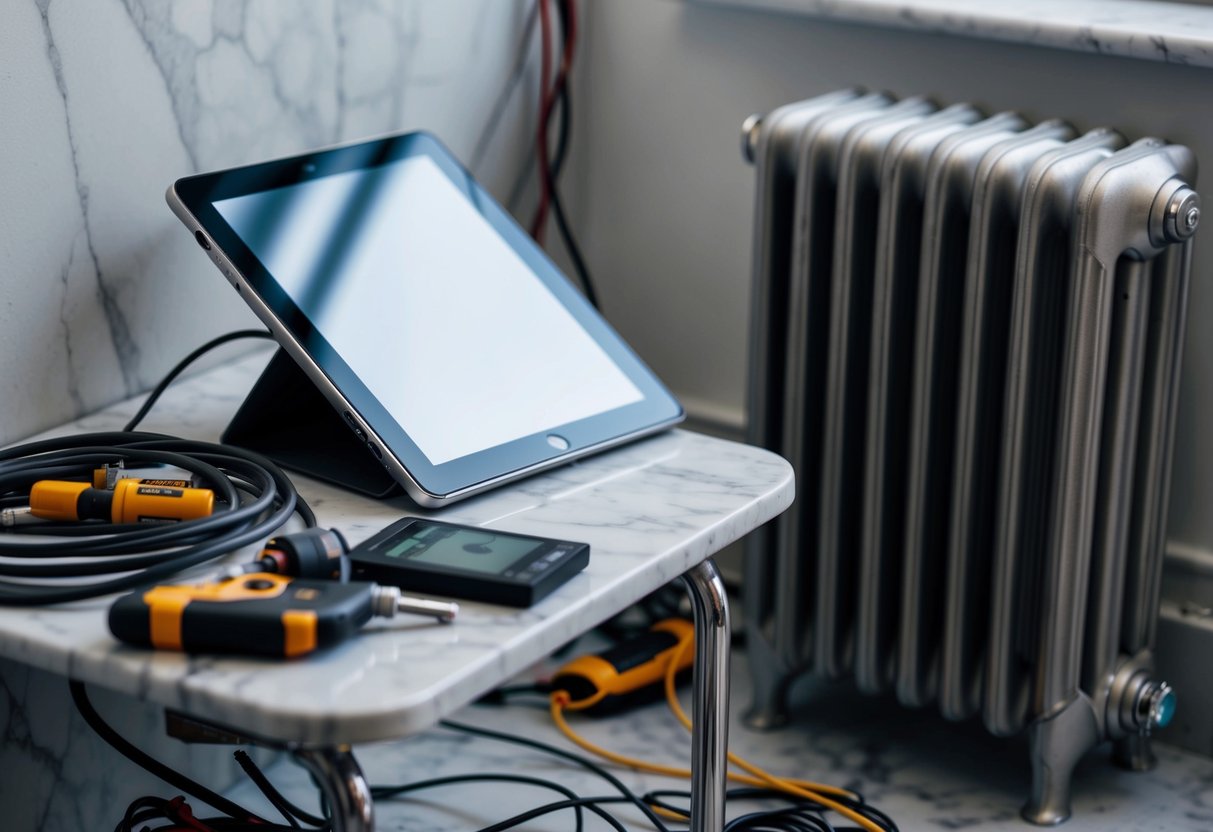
828;793;899;832
440;718;672;832
123;329;274;432
643;786;874;832
506;0;566;217
545;91;598;309
542;1;599;310
726;807;836;832
234;749;328;829
474;794;632;832
476;681;555;706
472;0;542;176
372;772;586;832
71;681;266;825
118;796;174;832
643;786;795;819
0;434;311;605
117;798;306;832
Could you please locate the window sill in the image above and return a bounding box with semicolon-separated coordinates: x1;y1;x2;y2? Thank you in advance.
693;0;1213;69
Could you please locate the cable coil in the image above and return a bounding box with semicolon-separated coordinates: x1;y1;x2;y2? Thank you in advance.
0;431;312;606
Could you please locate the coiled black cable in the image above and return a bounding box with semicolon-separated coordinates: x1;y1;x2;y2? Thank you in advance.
0;432;312;605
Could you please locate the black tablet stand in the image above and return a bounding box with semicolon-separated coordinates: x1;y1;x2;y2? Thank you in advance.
223;349;401;498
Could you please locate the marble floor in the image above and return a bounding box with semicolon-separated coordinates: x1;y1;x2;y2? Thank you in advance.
224;642;1213;831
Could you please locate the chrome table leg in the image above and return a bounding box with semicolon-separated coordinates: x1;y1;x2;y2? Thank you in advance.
681;558;731;832
294;746;374;832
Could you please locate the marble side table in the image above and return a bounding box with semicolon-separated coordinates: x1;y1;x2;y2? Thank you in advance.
0;351;794;832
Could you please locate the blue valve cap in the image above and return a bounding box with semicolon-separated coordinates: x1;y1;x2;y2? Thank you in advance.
1152;685;1177;729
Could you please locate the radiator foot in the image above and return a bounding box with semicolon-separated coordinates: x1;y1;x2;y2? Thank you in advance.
744;696;790;731
743;627;793;730
1022;696;1099;826
1112;734;1157;772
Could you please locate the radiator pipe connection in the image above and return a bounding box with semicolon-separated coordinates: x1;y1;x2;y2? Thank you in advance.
741;114;762;163
1107;661;1176;741
1152;182;1200;246
1128;679;1176;734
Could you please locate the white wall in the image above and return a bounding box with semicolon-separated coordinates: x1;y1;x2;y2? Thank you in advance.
577;0;1213;553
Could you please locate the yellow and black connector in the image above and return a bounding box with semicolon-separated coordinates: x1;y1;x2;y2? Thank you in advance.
29;477;214;525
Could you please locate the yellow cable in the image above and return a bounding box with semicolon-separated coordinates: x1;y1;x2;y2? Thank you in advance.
546;630;883;832
652;804;690;822
561;685;610;712
662;636;882;832
551;693;694;778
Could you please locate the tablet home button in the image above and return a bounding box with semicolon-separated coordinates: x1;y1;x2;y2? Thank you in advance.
546;434;570;451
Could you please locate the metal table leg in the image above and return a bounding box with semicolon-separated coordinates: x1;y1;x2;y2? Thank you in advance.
681;558;731;832
294;746;375;832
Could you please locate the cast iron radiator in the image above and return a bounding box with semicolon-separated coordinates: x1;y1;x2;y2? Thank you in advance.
740;89;1200;825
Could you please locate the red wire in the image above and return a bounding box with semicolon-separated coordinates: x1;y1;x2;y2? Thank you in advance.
530;0;554;244
531;0;580;245
166;797;218;832
563;0;577;74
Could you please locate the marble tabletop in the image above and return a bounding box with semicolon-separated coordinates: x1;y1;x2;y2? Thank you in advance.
0;349;793;746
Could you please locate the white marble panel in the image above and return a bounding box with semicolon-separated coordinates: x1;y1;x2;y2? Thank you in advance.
0;0;535;446
0;5;535;828
0;655;278;832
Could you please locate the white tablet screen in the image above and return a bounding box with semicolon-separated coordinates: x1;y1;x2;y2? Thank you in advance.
215;156;643;466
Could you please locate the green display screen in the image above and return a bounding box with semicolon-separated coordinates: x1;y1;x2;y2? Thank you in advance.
385;523;543;575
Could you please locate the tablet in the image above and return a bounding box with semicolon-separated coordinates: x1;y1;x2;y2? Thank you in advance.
168;131;683;506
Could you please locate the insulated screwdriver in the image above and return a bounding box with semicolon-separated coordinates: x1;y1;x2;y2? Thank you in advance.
109;572;458;658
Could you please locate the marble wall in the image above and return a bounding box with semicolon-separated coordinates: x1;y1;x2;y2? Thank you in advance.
0;2;533;828
0;0;536;446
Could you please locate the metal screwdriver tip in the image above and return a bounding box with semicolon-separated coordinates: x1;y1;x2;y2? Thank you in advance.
371;585;458;622
397;595;459;623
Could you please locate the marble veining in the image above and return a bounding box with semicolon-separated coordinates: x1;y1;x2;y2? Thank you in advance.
0;0;534;446
217;649;1213;831
698;0;1213;69
0;656;280;832
0;351;794;745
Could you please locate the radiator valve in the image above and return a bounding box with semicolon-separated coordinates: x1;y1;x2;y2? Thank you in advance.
1152;181;1200;246
1109;664;1176;738
1137;680;1176;733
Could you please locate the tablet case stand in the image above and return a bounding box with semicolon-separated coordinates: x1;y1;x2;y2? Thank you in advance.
223;349;402;498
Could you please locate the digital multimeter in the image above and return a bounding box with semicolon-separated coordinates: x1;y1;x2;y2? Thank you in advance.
348;517;589;607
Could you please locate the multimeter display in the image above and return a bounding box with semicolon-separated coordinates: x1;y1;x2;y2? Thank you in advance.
350;517;590;607
385;525;540;575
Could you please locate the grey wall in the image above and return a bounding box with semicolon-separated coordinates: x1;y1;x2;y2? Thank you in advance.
577;0;1213;555
0;0;536;446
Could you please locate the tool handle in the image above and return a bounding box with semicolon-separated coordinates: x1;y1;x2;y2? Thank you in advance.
551;618;694;714
109;575;376;657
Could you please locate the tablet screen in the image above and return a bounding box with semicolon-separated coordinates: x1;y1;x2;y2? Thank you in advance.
172;131;682;504
214;155;644;466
